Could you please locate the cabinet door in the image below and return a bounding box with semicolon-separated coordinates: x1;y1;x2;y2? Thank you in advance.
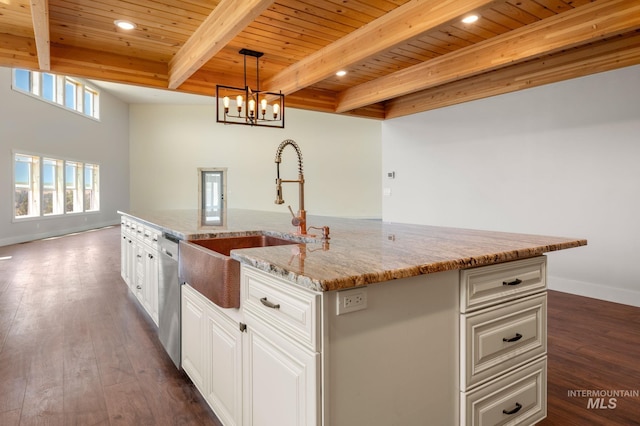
206;307;243;426
134;244;145;302
122;235;134;287
181;286;206;393
120;233;128;283
243;324;319;426
126;237;135;288
143;246;159;325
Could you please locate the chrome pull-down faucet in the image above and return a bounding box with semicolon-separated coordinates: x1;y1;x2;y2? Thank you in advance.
275;139;307;235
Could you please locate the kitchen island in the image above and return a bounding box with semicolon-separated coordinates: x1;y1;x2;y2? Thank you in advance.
118;209;586;426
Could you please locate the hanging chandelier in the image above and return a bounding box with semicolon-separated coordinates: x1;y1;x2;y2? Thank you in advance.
216;49;285;128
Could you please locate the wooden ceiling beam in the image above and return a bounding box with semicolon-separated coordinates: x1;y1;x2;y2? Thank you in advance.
336;0;640;113
50;44;169;88
29;0;51;70
263;0;498;94
384;32;640;119
168;0;275;89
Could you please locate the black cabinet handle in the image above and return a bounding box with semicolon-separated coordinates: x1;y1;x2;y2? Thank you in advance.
260;297;280;309
503;278;522;286
503;333;523;343
503;402;522;415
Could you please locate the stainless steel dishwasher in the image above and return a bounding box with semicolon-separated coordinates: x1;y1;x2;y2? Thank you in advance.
158;232;181;369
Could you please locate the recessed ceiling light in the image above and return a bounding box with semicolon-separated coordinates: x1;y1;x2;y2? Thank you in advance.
336;70;347;77
462;15;479;24
114;20;137;30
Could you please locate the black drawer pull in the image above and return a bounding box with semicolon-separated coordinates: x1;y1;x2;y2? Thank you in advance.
503;278;522;286
503;333;523;343
503;402;522;415
260;297;280;309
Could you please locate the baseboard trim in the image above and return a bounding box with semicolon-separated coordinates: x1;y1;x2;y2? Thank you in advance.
549;275;640;308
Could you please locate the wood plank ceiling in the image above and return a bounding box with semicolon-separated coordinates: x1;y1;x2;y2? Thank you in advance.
1;0;639;119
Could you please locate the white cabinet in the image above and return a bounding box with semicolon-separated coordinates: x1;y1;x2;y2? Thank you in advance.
182;284;206;393
243;317;319;426
120;216;160;326
181;269;320;426
120;219;135;287
143;244;159;324
179;257;547;426
459;256;548;426
182;284;243;426
241;267;321;426
461;357;547;426
207;298;243;426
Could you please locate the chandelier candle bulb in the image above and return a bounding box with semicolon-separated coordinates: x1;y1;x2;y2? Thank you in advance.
223;96;230;113
236;95;243;112
273;103;280;119
261;99;267;116
248;99;256;117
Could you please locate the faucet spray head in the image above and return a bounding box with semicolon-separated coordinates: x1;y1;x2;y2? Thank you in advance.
275;179;284;204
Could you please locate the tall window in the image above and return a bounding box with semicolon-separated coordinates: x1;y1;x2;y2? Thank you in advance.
11;69;100;119
65;78;81;111
84;88;99;118
65;161;83;213
14;69;31;92
84;163;100;212
13;152;100;220
42;73;56;102
14;154;40;218
43;158;64;216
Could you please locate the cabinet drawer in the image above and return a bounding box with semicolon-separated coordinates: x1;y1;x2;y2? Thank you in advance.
461;293;546;389
143;226;160;249
461;356;547;426
123;219;134;235
241;266;320;351
460;257;546;313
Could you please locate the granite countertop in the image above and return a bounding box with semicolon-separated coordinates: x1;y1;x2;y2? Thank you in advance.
118;209;587;292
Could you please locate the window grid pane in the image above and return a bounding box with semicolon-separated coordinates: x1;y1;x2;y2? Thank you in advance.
84;164;100;212
14;154;40;218
43;158;65;216
65;161;83;213
42;73;56;102
65;79;78;110
14;69;31;92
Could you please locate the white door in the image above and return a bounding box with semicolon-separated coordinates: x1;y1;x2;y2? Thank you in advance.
243;326;319;426
206;308;243;426
181;286;206;392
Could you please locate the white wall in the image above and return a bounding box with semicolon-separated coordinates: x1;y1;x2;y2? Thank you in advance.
129;105;382;218
382;65;640;307
0;67;130;246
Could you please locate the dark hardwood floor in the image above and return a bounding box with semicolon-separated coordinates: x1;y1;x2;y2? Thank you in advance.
0;226;221;426
1;226;639;425
540;290;640;426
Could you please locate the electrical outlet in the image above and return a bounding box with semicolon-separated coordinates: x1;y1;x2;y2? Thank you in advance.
336;287;367;315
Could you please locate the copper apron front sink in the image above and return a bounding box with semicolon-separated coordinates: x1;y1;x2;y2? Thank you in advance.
178;235;297;308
